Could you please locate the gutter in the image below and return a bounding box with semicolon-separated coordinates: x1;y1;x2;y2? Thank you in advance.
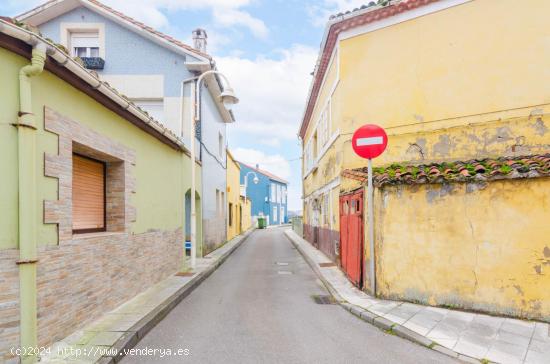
17;41;47;364
0;19;188;152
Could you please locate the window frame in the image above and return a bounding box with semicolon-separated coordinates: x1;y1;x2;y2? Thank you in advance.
72;153;107;234
61;23;106;59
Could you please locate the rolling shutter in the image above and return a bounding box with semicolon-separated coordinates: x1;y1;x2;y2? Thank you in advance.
72;154;105;232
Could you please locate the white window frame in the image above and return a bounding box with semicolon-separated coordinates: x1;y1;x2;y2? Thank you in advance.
61;23;106;59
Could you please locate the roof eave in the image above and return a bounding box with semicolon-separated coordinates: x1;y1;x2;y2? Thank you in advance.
16;0;211;63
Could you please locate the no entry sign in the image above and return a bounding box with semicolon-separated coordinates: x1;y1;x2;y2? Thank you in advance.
350;124;387;295
351;124;388;159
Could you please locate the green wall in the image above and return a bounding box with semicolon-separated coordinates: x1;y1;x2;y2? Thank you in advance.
0;47;201;249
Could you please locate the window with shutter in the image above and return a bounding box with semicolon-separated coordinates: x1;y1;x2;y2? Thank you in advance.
72;154;106;233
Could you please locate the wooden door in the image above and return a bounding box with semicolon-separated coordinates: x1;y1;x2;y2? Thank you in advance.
339;190;363;287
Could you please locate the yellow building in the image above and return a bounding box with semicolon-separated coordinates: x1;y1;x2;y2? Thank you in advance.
240;195;253;232
227;149;252;240
300;0;550;321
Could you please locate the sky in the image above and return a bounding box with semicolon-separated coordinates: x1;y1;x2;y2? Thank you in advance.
3;0;368;211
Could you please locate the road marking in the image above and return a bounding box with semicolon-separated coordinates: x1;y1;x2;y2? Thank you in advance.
277;270;293;275
356;136;383;146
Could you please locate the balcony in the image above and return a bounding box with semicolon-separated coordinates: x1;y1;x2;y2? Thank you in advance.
81;57;105;70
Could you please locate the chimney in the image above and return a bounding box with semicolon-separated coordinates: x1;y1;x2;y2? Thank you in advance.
192;28;207;53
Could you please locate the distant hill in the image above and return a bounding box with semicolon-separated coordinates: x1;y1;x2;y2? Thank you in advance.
287;210;302;218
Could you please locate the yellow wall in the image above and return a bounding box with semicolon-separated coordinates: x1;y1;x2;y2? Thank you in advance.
0;47;200;249
240;196;252;232
338;0;550;170
226;150;241;240
301;0;550;319
376;179;550;321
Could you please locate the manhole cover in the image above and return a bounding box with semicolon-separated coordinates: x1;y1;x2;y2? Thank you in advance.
312;295;336;305
277;270;293;275
319;262;335;267
276;262;289;266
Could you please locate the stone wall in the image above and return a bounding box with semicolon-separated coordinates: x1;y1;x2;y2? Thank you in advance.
0;228;182;362
0;107;184;362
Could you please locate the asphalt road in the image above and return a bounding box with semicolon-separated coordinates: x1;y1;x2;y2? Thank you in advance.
122;227;456;364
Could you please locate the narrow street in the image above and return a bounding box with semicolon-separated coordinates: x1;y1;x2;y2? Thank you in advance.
122;227;456;364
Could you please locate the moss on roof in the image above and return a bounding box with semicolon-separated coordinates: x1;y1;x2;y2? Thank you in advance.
343;154;550;187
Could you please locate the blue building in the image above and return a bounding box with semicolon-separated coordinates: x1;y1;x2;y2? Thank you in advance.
18;0;237;255
239;163;288;226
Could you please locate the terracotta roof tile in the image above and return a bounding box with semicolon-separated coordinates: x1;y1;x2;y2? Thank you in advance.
17;0;211;60
85;0;211;60
342;154;550;187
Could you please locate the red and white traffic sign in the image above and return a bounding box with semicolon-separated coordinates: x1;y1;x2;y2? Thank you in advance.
351;124;388;159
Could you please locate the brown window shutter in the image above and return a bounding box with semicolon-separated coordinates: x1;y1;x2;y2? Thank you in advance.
72;154;105;232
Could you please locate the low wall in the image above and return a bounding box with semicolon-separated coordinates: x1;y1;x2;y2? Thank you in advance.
0;228;182;362
376;178;550;322
304;224;339;262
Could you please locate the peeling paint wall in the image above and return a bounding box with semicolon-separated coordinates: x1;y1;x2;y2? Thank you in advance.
376;179;550;322
302;0;550;313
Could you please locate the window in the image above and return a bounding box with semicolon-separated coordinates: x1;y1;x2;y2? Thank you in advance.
216;189;220;216
273;206;278;222
218;132;223;157
229;203;233;226
71;31;100;58
313;131;318;159
271;184;275;202
72;154;105;233
133;99;164;122
304;139;314;172
280;206;284;224
278;185;282;204
221;192;225;217
322;194;330;226
317;100;331;151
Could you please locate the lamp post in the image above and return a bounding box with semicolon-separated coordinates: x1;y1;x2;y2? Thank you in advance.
180;70;238;270
243;171;259;199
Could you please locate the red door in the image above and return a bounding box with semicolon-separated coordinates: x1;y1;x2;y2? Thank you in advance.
339;190;363;287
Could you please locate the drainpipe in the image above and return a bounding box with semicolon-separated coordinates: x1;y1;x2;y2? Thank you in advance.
17;43;47;364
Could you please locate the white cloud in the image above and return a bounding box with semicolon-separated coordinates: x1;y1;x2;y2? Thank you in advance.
308;0;375;27
258;137;281;147
9;0;267;38
212;7;268;39
217;44;317;141
231;148;290;180
101;0;267;38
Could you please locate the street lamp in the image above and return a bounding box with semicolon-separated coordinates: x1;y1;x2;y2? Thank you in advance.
180;70;239;270
243;171;259;199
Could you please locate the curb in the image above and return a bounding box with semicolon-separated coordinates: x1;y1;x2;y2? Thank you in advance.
283;229;479;363
100;229;255;363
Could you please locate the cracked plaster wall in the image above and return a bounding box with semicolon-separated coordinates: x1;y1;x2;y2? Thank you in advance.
375;178;550;322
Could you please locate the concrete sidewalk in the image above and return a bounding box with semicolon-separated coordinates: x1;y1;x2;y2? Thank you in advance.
39;229;254;364
284;229;550;364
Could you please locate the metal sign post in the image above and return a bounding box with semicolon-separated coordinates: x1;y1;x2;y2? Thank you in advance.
351;124;388;295
367;158;375;294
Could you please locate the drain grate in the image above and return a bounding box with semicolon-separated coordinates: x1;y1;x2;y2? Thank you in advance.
319;262;335;267
312;295;337;305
